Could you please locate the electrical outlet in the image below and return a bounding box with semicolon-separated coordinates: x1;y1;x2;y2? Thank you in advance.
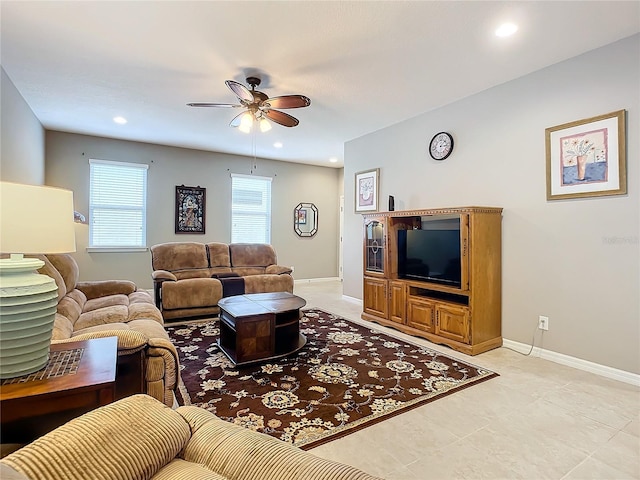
290;266;295;272
538;315;549;331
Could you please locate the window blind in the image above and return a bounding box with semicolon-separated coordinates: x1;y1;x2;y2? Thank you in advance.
231;174;272;244
89;159;148;248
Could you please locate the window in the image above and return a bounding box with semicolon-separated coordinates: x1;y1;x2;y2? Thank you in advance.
231;174;272;243
89;159;148;249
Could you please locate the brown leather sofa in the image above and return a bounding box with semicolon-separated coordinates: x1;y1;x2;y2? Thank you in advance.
150;242;294;321
36;254;179;406
0;394;381;480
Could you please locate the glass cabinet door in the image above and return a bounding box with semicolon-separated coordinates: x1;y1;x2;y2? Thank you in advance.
364;218;385;275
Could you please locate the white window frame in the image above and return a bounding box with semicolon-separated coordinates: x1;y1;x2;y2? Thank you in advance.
88;159;148;252
231;173;272;244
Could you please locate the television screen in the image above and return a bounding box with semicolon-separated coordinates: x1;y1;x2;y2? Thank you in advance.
397;217;461;287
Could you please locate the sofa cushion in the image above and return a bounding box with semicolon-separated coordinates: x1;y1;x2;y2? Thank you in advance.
173;268;215;281
56;294;83;325
206;242;232;268
244;274;293;295
75;305;129;330
152;459;227;480
229;243;277;268
151;242;209;271
128;301;164;324
83;294;129;312
51;313;74;340
161;278;223;310
72;319;169;349
34;254;67;302
46;254;79;294
230;266;266;276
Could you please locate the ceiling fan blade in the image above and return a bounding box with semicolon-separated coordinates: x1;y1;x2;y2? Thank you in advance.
264;109;300;127
225;80;254;103
264;95;311;109
187;102;243;108
230;111;245;127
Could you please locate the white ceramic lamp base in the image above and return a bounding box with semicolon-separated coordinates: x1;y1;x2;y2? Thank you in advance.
0;255;58;379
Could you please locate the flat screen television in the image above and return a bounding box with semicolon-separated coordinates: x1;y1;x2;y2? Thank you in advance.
397;216;461;288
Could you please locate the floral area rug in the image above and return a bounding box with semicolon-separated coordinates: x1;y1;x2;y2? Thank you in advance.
166;309;498;450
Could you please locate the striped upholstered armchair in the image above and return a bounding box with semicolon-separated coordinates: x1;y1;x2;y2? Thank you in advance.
1;395;381;480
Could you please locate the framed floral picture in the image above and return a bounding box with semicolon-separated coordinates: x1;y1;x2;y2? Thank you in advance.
355;168;380;213
545;110;626;200
175;185;206;234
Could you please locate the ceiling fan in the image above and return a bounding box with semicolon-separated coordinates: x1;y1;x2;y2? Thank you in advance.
187;76;311;132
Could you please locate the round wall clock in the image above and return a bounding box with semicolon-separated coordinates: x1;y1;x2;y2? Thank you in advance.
429;132;454;160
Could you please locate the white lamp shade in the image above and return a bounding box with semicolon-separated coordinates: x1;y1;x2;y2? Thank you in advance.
0;182;76;254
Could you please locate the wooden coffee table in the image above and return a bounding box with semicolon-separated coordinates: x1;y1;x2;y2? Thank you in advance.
0;336;117;444
217;292;307;366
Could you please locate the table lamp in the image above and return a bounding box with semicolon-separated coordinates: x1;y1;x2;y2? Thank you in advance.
0;182;76;379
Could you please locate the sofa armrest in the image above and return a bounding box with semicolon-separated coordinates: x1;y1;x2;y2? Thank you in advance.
265;264;293;275
151;270;177;309
152;270;178;282
76;280;136;300
0;395;191;480
176;406;382;480
54;330;148;355
146;337;181;406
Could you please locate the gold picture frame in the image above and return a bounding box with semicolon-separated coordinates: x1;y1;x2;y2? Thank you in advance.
545;110;626;200
355;168;380;213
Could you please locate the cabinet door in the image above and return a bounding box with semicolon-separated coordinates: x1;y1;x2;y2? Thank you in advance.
435;304;470;344
363;277;388;319
406;298;435;333
388;281;406;324
363;217;386;277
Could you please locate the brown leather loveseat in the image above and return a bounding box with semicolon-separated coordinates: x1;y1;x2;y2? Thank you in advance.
150;242;293;321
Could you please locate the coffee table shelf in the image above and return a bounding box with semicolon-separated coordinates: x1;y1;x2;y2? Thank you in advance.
217;293;306;367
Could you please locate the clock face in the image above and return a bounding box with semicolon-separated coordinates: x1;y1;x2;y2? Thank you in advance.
429;132;454;160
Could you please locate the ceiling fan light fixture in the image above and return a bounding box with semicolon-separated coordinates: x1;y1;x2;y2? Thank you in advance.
239;112;254;133
259;118;272;132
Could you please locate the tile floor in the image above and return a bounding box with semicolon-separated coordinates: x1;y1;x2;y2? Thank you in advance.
295;280;640;480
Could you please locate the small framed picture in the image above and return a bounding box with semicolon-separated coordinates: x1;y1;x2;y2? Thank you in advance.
175;185;206;234
355;168;380;213
545;110;626;200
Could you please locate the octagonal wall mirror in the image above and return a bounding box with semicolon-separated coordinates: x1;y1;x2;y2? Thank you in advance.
294;202;318;237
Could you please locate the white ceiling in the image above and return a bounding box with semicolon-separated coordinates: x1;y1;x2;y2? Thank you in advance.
2;1;639;168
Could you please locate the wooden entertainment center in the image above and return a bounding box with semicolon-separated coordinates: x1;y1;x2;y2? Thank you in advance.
361;206;502;355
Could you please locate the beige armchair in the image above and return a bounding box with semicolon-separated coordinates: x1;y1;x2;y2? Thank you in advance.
0;394;381;480
37;254;179;406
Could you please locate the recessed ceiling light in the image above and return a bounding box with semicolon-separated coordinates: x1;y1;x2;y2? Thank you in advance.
495;23;518;37
273;142;283;148
113;116;128;124
329;157;338;163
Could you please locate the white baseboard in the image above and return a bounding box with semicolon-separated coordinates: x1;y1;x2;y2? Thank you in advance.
341;295;362;305
502;338;640;386
294;277;341;284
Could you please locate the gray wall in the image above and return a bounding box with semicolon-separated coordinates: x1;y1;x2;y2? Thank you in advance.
343;35;639;374
0;67;45;184
45;131;340;288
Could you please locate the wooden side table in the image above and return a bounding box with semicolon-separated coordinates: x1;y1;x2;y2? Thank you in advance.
0;336;117;444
